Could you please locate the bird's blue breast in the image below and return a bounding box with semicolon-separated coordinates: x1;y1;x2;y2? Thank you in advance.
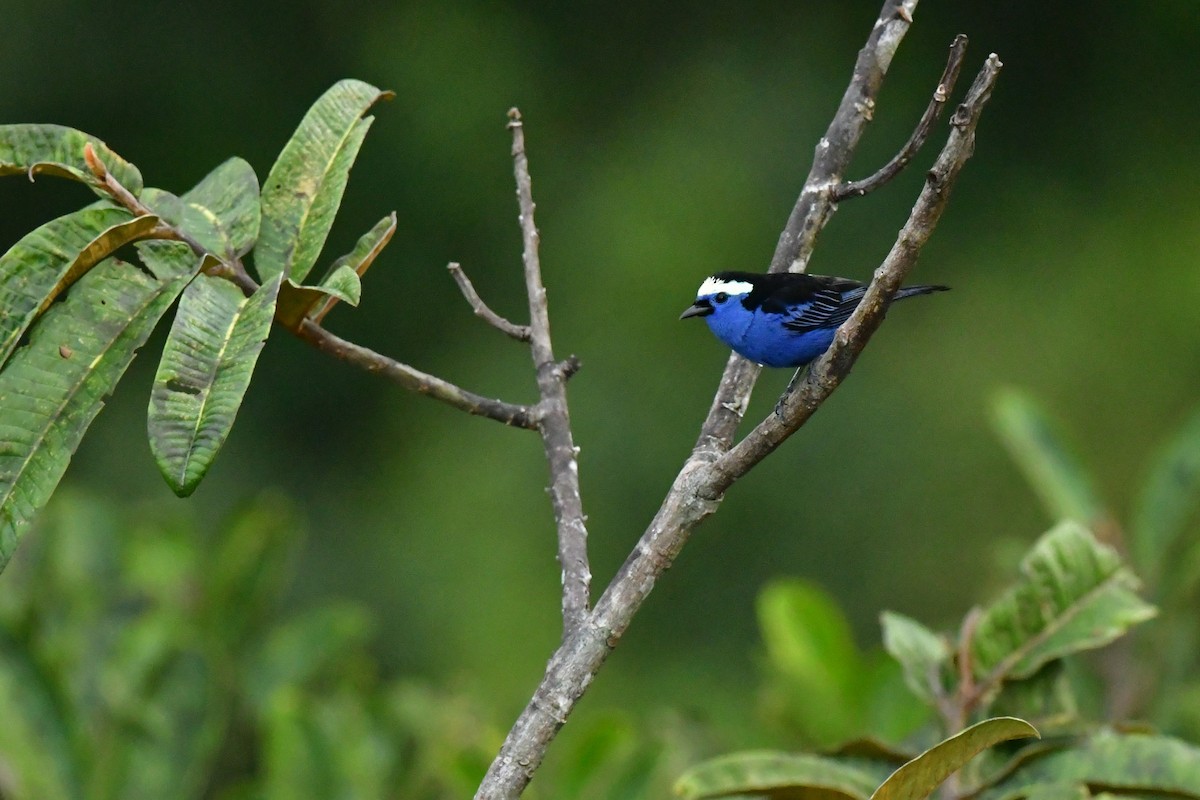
705;305;836;368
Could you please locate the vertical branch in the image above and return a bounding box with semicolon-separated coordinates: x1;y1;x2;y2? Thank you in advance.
508;109;592;636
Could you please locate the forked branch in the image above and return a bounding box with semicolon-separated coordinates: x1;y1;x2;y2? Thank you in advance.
476;3;1002;797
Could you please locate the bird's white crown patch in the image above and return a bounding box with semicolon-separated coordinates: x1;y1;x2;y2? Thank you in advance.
697;276;753;298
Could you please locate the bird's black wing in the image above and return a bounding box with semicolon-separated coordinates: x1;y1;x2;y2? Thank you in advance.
770;276;867;332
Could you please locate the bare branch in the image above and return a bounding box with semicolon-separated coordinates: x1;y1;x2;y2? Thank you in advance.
698;0;920;456
293;319;538;428
834;33;969;200
448;261;532;341
509;108;592;636
476;47;1003;800
711;53;1002;481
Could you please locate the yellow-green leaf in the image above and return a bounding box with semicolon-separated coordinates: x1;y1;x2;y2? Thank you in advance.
871;717;1039;800
179;157;261;260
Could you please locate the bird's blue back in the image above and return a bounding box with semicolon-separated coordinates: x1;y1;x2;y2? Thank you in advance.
686;272;947;368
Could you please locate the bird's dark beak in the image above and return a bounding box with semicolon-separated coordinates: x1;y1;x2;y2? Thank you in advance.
679;299;713;320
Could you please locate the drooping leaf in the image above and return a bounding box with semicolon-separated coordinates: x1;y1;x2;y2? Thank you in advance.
244;602;373;712
0;242;199;570
871;717;1039;800
148;272;280;497
881;611;950;705
0;206;163;365
674;751;880;800
991;390;1104;524
0;627;85;800
757;579;862;745
178;157;261;261
1131;407;1200;588
971;522;1156;695
980;731;1200;800
0;123;143;195
256;79;393;283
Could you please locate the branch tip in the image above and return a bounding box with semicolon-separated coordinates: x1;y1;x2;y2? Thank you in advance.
82;142;106;180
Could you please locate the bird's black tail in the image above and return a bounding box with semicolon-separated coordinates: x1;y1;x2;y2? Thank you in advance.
894;284;950;300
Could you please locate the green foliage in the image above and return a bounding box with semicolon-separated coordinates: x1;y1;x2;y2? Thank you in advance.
990;387;1200;739
0;80;399;565
675;520;1193;800
757;580;930;746
0;490;705;799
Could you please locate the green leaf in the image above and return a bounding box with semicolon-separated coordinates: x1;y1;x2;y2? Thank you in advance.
991;389;1104;524
981;731;1200;800
971;522;1157;693
674;751;880;800
0;627;85;800
757;579;862;745
0;242;199;570
989;661;1080;734
0;206;163;365
871;717;1039;800
244;602;373;712
148;272;280;497
881;611;950;705
179;157;261;261
0;123;143;196
1131;407;1200;588
256;79;393;283
98;617;224;800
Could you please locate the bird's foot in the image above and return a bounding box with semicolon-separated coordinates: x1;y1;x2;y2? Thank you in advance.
774;367;806;419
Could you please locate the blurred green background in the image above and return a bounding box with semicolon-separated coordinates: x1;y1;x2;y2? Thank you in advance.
2;0;1198;768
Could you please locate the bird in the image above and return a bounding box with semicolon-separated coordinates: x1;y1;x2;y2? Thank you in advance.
680;271;949;368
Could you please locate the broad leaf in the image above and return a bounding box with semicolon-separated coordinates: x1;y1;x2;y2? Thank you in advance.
0;123;143;195
256;79;393;283
0;628;84;800
0;242;199;569
871;717;1038;800
757;579;862;745
992;390;1104;524
0;206;162;365
980;731;1200;800
148;272;280;497
989;661;1079;734
881;611;949;705
179;157;261;260
971;522;1156;693
1131;407;1200;588
674;751;880;800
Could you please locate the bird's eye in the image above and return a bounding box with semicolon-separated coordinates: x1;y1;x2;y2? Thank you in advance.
714;292;729;304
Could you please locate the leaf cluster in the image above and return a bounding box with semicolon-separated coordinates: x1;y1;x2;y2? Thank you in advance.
0;80;398;575
675;520;1200;800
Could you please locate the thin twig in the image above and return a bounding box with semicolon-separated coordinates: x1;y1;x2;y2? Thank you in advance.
474;17;1002;800
294;320;539;428
509;108;592;636
448;262;532;341
834;33;970;200
84;144;537;430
